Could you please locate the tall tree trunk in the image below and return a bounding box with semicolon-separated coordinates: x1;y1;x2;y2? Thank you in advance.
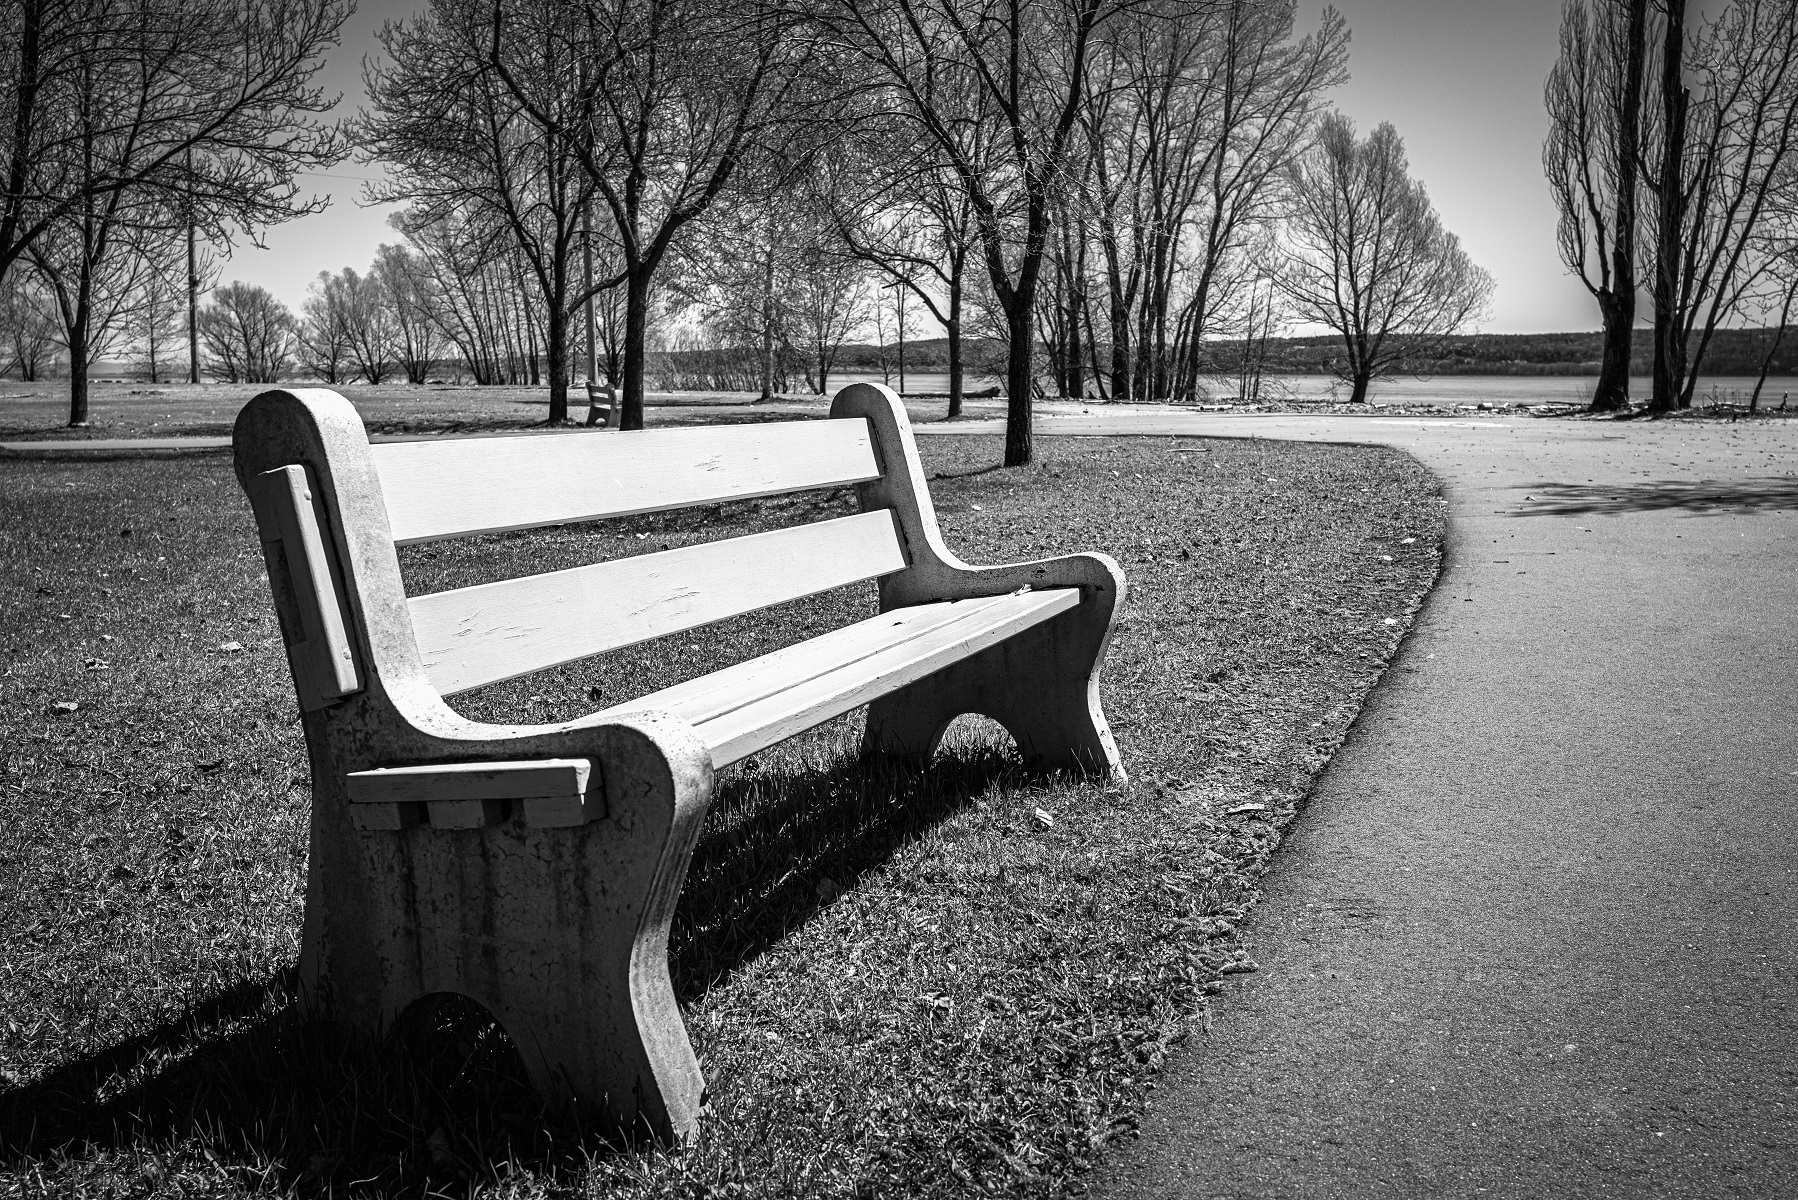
621;268;650;430
67;319;88;425
759;236;776;401
895;288;906;396
1110;292;1131;401
1594;292;1636;410
1649;0;1687;416
1100;222;1131;400
1348;367;1371;406
1593;0;1650;412
1004;300;1033;466
1066;269;1084;400
947;255;964;419
527;304;541;387
546;300;568;423
583;203;599;386
186;223;199;384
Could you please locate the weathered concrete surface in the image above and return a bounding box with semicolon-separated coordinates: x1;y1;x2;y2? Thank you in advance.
927;410;1798;1198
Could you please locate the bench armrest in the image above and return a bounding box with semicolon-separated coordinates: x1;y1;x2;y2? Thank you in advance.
827;383;1127;619
334;704;713;833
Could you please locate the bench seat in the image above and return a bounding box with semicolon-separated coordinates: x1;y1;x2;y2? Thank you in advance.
607;588;1080;767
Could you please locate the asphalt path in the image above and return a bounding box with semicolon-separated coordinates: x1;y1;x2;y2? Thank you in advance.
923;410;1798;1198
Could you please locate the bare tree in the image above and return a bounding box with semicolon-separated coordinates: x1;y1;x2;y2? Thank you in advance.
1163;0;1348;400
789;244;873;394
1074;0;1345;403
484;0;811;429
673;192;801;398
28;207;166;416
811;0;1123;465
1545;0;1650;412
0;268;58;379
375;242;446;383
1641;0;1798;412
200;281;296;382
296;269;355;383
1276;113;1494;404
0;0;349;283
829;126;983;416
127;243;187;383
336;267;396;384
365;0;603;421
1749;153;1798;408
396;205;548;385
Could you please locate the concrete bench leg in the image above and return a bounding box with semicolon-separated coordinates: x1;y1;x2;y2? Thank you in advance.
297;724;712;1143
862;607;1125;782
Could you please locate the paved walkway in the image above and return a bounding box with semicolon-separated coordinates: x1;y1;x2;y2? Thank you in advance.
929;410;1798;1197
17;407;1798;1193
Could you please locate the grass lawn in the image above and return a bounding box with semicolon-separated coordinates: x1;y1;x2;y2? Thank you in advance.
0;427;1444;1197
0;380;951;442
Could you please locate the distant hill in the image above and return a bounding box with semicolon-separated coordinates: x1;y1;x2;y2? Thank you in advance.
1235;328;1798;377
807;327;1798;378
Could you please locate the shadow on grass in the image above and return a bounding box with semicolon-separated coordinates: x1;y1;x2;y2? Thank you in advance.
0;746;1016;1195
1515;477;1798;517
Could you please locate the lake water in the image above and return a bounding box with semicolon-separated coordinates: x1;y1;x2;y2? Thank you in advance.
825;371;1797;407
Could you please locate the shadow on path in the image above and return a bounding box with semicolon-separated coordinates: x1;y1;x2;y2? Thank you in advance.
1515;476;1798;516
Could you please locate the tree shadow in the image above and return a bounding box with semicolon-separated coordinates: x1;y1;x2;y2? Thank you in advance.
0;745;1018;1195
1514;477;1798;517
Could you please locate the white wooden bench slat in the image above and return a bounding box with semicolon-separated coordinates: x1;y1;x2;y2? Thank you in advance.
607;592;1021;726
613;588;1080;766
410;509;908;696
370;419;881;545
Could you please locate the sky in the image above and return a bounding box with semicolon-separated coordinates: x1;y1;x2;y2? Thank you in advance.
242;0;1600;336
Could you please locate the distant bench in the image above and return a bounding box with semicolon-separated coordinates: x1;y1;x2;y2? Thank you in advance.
583;378;621;428
232;382;1125;1141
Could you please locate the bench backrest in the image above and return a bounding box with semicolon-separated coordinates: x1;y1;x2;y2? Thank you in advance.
235;388;927;717
377;421;903;695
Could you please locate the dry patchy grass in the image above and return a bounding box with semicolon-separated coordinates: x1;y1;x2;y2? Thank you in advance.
0;432;1444;1197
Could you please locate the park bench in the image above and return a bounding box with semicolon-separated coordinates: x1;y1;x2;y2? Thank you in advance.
583;378;622;427
231;382;1125;1142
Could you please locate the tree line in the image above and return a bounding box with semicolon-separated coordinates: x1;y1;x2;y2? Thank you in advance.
4;0;1507;463
0;0;353;422
1546;0;1798;413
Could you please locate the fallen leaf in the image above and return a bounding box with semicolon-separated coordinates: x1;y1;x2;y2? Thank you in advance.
51;701;79;714
1032;807;1055;828
217;641;244;653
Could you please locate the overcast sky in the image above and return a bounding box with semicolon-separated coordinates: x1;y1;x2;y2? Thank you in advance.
242;0;1597;337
